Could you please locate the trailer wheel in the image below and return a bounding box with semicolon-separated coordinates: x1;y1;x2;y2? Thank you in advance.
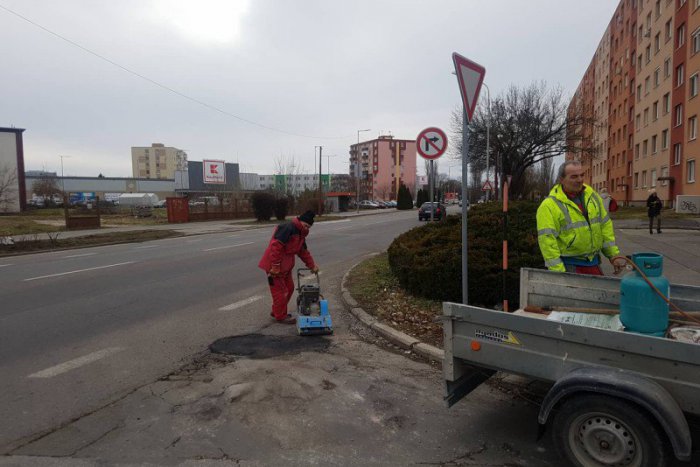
551;394;668;467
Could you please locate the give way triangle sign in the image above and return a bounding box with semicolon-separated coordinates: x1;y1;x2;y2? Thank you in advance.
452;52;486;124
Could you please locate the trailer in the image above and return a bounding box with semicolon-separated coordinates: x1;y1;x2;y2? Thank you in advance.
443;268;700;466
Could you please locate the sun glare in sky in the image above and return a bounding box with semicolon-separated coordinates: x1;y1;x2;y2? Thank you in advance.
151;0;250;45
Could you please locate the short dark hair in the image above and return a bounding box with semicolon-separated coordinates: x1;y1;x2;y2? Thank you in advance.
557;160;582;181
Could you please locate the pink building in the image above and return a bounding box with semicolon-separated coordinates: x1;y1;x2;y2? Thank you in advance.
349;135;417;201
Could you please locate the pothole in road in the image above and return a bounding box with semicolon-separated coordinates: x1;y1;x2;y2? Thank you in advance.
209;333;331;358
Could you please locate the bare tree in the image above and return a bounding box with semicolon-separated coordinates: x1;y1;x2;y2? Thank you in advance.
376;182;392;201
0;164;18;212
32;175;62;206
450;82;598;199
273;154;305;196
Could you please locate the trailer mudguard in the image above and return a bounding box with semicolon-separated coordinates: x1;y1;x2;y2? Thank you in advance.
538;367;692;462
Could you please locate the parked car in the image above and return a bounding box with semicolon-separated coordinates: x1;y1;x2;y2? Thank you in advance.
385;200;397;208
358;200;379;209
375;201;388;209
418;202;446;221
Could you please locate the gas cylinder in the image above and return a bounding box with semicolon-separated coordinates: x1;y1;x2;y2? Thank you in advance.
619;253;669;337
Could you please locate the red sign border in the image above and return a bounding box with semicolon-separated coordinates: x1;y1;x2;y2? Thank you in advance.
416;127;448;160
452;52;486;123
203;159;226;185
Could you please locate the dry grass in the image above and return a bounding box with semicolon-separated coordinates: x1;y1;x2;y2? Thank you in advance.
346;253;443;349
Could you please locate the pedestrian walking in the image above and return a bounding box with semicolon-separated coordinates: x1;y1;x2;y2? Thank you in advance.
646;189;663;234
258;211;319;324
536;160;624;275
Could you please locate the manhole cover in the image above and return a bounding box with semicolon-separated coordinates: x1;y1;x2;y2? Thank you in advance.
209;333;331;358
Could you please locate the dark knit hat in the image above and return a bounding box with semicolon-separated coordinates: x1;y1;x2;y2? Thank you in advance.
298;210;315;226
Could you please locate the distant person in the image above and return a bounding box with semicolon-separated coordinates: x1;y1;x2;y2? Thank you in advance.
258;211;319;324
598;188;618;212
646;189;663;235
536;160;624;275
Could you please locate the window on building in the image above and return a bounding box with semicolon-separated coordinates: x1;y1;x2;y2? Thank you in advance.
654;67;660;87
674;143;682;165
677;63;685;86
652;134;658;153
665;19;673;42
636;113;641;129
642;170;648;187
655;32;661;53
689;159;697;182
651;168;658;187
635;143;640;159
691;73;699;97
661;166;669;185
653;101;659;120
643;140;649;157
656;0;662;16
662;128;669;148
634;172;639;188
664;57;671;78
675;103;684;126
691;115;699;140
664;92;671;113
693;28;700;54
678;23;686;48
645;107;650;125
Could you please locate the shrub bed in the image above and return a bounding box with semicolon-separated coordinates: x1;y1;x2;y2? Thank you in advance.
387;201;543;309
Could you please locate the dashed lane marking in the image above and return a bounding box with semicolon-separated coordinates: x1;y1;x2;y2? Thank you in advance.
28;347;125;378
23;261;136;282
219;295;263;311
203;242;254;252
61;253;96;258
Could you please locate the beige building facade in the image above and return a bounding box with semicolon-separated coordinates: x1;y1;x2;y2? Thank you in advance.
131;143;187;180
683;0;700;196
631;0;675;202
593;26;611;192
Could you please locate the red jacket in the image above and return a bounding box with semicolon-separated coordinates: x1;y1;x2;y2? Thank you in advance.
258;217;316;274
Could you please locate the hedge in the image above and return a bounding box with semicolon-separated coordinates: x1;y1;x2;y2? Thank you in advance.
387;201;543;309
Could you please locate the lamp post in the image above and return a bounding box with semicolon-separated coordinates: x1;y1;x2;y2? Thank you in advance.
483;82;492;201
59;155;71;200
315;146;323;214
356;129;371;212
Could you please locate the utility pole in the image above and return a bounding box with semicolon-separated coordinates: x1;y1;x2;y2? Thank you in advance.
316;146;323;215
356;129;371;212
483;82;491;201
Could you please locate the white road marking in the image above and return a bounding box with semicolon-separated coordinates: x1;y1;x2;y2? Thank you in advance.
227;234;240;238
28;347;124;378
333;226;353;231
186;238;203;243
318;219;350;225
219;295;262;311
203;242;254;252
23;261;135;282
62;253;96;259
0;263;13;268
134;244;159;249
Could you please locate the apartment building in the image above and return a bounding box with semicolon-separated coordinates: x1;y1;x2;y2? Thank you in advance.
568;0;700;206
592;25;611;192
349;135;417;201
131;143;188;180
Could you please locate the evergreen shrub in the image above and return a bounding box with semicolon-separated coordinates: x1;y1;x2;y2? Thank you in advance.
251;192;275;221
387;201;543;309
397;184;413;210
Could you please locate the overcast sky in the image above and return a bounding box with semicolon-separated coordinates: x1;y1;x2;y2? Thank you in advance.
1;0;617;178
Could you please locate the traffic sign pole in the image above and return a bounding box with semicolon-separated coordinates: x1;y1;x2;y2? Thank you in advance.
453;52;485;306
461;108;469;305
429;160;434;222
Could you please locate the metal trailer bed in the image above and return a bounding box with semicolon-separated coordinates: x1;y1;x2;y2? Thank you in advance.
443;268;700;466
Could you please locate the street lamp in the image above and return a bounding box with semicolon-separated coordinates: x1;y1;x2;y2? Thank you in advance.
59;155;71;199
356;129;371;212
482;82;492;201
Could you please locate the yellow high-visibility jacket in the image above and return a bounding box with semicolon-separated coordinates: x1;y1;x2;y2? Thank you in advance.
536;184;620;272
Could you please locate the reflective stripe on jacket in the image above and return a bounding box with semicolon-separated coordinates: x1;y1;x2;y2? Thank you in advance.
536;184;620;272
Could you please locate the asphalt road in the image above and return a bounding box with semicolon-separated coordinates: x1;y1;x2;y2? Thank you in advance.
0;210;424;453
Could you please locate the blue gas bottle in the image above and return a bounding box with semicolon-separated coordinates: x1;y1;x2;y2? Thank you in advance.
619;253;669;337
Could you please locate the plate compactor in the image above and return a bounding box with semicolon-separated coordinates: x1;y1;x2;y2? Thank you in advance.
295;268;333;336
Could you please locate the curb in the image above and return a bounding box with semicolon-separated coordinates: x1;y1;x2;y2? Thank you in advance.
340;255;444;363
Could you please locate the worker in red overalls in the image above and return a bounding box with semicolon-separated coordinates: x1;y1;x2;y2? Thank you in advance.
258;211;319;324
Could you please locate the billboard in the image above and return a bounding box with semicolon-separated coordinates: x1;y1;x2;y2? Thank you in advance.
203;159;226;184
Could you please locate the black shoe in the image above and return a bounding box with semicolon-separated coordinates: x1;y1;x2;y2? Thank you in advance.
649;231;653;235
657;230;662;234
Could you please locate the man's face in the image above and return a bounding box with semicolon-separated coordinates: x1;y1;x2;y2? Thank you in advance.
300;221;311;229
561;164;584;193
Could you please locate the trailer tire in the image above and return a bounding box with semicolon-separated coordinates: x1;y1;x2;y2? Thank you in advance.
551;394;668;467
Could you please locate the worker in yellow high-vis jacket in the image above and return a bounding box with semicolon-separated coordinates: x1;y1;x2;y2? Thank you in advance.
536;160;624;275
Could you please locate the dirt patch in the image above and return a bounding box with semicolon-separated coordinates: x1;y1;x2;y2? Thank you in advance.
209;333;332;358
346;253;443;349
